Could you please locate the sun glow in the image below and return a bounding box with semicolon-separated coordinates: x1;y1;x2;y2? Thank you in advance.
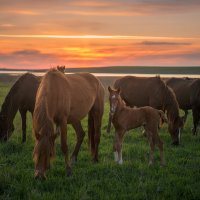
0;34;197;40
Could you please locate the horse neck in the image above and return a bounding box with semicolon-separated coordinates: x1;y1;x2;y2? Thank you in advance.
115;98;126;116
0;89;20;124
164;90;179;121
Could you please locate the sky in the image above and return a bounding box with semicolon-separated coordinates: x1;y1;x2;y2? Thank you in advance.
0;0;200;69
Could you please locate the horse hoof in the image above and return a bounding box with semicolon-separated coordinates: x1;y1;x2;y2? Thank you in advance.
172;141;179;146
93;158;99;163
34;173;46;180
65;166;72;177
70;156;77;165
160;162;166;167
191;128;197;136
148;161;153;167
118;160;123;165
66;170;72;177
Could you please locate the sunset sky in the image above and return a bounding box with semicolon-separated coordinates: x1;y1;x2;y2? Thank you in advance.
0;0;200;69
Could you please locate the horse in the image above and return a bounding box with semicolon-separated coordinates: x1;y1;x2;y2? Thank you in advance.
0;66;65;142
108;86;167;166
107;76;183;145
33;69;104;179
0;73;40;142
166;77;200;135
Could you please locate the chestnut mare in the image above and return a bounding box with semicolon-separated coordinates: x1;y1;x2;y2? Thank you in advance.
166;77;200;135
33;69;104;179
108;87;167;166
107;76;183;145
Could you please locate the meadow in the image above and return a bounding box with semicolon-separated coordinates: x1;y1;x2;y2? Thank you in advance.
0;80;200;200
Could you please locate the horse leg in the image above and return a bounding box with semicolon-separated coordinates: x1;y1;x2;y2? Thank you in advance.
192;107;199;135
183;110;188;125
113;130;125;164
60;121;71;176
93;113;102;162
155;133;165;166
88;111;95;158
106;113;112;133
71;120;85;164
19;108;27;143
146;130;155;166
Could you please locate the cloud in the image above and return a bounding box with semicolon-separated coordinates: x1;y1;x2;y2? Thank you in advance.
0;49;62;69
141;41;192;46
0;0;200;17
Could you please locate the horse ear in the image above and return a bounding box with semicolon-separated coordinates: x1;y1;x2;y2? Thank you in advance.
34;132;40;140
108;86;112;93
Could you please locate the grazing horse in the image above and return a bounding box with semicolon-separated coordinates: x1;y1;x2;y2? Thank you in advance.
107;76;183;145
166;77;200;135
33;69;104;179
0;66;65;142
0;73;40;142
108;86;167;166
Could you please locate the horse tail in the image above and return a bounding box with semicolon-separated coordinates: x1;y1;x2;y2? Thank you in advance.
158;110;168;128
88;110;95;154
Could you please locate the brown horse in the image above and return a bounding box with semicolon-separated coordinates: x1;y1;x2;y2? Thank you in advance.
166;77;200;135
33;69;104;179
108;86;167;166
0;66;65;142
107;76;183;145
0;73;40;142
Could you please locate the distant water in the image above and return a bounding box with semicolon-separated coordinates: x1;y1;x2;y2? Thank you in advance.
0;70;200;78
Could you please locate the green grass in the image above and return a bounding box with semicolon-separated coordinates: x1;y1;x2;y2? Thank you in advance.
0;83;200;200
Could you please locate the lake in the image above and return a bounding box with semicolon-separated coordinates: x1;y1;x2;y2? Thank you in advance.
0;70;200;78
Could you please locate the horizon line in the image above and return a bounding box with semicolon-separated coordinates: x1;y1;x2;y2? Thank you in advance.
0;34;198;40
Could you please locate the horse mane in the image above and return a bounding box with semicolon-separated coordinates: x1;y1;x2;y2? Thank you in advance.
162;80;180;120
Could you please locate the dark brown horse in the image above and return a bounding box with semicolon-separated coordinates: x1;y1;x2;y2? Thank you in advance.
108;86;167;166
0;66;65;142
0;73;40;142
33;69;104;179
166;77;200;135
107;76;183;145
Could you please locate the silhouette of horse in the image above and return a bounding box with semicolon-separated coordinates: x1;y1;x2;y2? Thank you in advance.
107;76;183;145
33;69;104;179
166;77;200;135
0;66;65;142
108;86;167;166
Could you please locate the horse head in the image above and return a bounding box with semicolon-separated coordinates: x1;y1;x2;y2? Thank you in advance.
33;123;56;179
0;114;14;142
168;116;184;145
108;86;121;117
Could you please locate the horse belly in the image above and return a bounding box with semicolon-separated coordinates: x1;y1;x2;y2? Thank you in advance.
69;97;95;121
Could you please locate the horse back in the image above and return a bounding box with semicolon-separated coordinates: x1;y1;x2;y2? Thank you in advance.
67;73;105;120
190;79;200;106
114;76;165;108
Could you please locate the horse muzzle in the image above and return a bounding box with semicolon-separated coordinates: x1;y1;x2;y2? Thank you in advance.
34;170;46;180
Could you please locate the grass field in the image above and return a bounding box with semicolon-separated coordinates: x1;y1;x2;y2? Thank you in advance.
0;82;200;200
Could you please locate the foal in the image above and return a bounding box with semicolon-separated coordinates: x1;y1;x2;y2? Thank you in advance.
108;86;167;166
